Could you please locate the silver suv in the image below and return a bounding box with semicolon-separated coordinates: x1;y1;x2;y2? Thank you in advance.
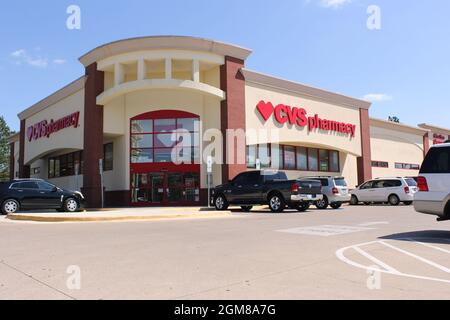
414;142;450;221
299;176;350;209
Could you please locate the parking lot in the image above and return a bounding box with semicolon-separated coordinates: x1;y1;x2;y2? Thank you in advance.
1;204;450;300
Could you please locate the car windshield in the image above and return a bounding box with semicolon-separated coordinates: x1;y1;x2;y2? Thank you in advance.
334;178;347;187
405;178;417;187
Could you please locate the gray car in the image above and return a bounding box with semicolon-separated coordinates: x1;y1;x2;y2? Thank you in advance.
299;176;351;209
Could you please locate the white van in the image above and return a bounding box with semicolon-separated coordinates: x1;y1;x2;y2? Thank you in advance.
350;177;417;206
414;142;450;221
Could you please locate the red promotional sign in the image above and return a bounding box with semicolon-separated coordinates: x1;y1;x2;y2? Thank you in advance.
433;133;446;145
257;101;357;138
27;111;80;142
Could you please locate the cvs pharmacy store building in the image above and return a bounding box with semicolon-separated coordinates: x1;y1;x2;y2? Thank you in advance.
9;36;373;208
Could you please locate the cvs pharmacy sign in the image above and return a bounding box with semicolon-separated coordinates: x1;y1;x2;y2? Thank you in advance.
257;101;357;138
27;111;80;142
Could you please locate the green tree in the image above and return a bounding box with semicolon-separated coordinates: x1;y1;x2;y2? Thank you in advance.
388;116;400;123
0;116;14;181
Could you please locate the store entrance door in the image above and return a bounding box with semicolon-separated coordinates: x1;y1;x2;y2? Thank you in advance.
131;171;200;206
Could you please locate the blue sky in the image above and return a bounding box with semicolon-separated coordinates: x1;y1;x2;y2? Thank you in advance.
1;0;449;131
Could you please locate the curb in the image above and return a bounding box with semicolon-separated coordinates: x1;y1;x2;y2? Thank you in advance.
6;212;231;223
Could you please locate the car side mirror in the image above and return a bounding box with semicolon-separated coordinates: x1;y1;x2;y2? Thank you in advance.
52;187;58;192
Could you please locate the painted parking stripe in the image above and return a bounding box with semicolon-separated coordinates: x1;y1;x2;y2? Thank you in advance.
379;241;450;274
336;239;450;284
352;246;400;274
358;221;389;227
406;239;450;254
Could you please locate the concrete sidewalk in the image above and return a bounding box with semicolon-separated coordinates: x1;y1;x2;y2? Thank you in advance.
5;207;232;223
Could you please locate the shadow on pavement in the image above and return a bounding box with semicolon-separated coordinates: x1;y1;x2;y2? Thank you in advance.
379;230;450;245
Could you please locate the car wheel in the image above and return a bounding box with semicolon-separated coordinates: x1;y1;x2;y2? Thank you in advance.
297;202;310;212
214;195;229;211
330;202;342;210
268;194;285;213
241;206;253;212
64;198;79;212
315;196;329;210
1;199;20;215
403;201;413;206
350;195;359;206
388;195;400;206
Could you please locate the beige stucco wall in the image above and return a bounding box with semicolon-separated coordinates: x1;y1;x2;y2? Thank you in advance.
370;125;424;178
245;83;362;187
102;89;222;191
24;89;85;165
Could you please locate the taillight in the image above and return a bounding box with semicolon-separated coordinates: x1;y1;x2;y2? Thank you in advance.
292;183;299;193
404;186;410;194
332;187;339;194
417;176;429;192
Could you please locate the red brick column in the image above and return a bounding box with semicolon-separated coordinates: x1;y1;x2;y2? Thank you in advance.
423;132;430;157
18;119;30;178
9;142;15;180
357;108;372;185
82;63;104;208
220;56;247;183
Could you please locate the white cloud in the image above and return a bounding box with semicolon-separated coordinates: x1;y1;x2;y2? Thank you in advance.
10;49;48;68
363;93;393;102
53;59;67;65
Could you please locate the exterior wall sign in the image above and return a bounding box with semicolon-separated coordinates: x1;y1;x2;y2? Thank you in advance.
433;133;446;145
27;111;80;142
257;101;357;138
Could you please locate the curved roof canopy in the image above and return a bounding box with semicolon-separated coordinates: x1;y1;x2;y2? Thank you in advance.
79;36;252;67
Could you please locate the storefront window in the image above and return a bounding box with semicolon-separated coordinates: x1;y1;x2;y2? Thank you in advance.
308;148;319;171
270;144;283;169
131;134;153;148
330;151;339;172
104;143;114;171
319;149;329;172
284;146;296;170
154;119;176;132
258;144;271;168
48;150;83;178
246;145;256;168
296;147;308;171
131;120;152;134
131;116;199;165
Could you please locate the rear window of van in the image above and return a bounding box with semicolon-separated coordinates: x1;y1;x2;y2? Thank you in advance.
420;146;450;174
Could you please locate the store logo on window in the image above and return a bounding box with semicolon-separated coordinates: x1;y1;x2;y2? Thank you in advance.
27;111;80;142
257;101;357;138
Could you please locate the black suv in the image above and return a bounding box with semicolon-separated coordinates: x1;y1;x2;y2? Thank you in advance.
0;179;85;215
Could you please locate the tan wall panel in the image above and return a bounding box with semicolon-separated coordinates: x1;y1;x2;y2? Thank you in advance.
245;83;362;156
370;125;424;178
24;90;85;164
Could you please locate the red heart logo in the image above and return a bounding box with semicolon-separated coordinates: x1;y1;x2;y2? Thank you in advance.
257;101;274;122
27;126;33;142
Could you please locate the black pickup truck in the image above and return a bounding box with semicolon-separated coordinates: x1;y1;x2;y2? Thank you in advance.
212;170;323;213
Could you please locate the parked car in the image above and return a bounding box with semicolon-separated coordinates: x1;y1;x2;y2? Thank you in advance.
350;177;418;206
0;179;85;215
299;176;350;209
414;142;450;221
212;170;323;213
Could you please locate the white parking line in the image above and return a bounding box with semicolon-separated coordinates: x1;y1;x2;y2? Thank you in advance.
379;240;450;274
336;238;450;285
358;222;389;227
406;239;450;254
352;246;400;274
